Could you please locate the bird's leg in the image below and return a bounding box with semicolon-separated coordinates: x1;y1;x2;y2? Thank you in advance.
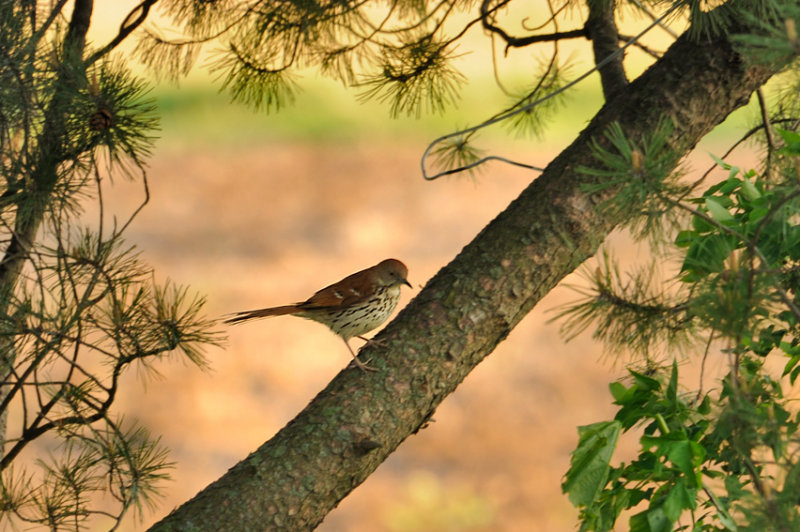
357;335;387;348
343;339;378;372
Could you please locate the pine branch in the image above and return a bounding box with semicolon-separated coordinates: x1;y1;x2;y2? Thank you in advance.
555;256;694;357
481;0;586;49
86;0;160;66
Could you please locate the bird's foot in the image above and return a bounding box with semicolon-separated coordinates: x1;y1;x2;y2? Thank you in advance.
348;355;378;373
357;335;388;349
344;338;379;372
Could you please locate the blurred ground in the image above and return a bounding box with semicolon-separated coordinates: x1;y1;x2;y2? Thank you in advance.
101;138;632;531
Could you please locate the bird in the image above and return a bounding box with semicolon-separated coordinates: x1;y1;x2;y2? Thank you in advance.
224;258;412;372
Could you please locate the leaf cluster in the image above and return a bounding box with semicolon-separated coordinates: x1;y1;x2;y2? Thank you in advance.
676;153;800;345
566;359;800;531
559;114;800;528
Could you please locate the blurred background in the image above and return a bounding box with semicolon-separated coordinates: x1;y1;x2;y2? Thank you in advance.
75;3;762;530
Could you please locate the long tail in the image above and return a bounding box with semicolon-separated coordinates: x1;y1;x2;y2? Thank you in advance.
223;305;299;325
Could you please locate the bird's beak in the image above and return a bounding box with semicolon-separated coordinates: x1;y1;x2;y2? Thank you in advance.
403;279;412;288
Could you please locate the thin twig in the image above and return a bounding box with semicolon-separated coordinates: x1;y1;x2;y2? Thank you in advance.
756;88;776;178
86;0;160;65
629;0;680;39
618;34;662;58
422;3;681;180
683;118;800;200
432;155;545;179
522;3;571;32
696;331;715;403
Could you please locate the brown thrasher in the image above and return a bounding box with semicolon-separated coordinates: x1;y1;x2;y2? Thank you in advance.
224;258;411;372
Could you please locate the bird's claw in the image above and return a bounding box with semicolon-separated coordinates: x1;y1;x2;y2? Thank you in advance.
357;335;388;349
348;355;378;372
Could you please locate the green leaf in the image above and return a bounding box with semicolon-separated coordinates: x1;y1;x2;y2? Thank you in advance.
629;507;671;532
779;310;798;328
777;128;800;156
563;421;622;507
673;441;705;486
781;355;800;376
609;381;628;402
629;370;661;391
708;152;732;171
674;230;695;248
705;197;734;223
680;233;737;280
666;360;679;403
718;177;742;196
663;478;696;521
704;487;738;531
629;510;649;532
667;440;693;475
697;395;711;415
692;213;714;233
747;205;769;223
740;177;760;201
647;507;672;532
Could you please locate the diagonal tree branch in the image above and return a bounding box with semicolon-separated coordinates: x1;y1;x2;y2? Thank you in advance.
149;6;793;532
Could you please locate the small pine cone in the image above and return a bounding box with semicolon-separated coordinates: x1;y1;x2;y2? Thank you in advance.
89;108;113;131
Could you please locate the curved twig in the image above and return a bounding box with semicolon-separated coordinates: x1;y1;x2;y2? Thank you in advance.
86;0;160;65
688;118;800;197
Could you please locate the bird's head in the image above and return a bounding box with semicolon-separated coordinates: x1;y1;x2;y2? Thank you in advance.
376;258;412;289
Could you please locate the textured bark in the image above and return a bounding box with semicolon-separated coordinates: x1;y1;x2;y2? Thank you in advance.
149;10;792;532
586;0;628;98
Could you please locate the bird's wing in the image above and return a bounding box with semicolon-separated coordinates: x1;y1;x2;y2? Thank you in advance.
297;270;374;310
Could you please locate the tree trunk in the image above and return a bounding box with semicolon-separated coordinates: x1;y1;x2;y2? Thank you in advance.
149;11;792;532
0;0;92;460
586;0;628;98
